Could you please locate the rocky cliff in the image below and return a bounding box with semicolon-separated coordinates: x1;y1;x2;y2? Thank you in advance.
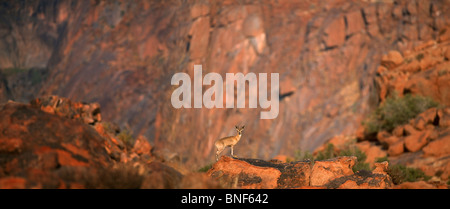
1;0;450;168
0;95;448;188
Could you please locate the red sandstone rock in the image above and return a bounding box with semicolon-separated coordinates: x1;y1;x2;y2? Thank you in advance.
392;125;405;137
208;156;393;189
383;136;402;147
376;131;391;144
133;135;152;156
394;181;438;189
323;16;346;48
324;161;392;189
0;177;27;189
189;17;211;60
381;50;404;69
207;156;282;189
423;135;450;157
345;10;365;35
388;140;405;157
0;97;192;189
190;3;210;19
439;27;450;43
314;135;352;154
310;156;355;186
373;161;389;175
356;141;387;165
404;130;429;152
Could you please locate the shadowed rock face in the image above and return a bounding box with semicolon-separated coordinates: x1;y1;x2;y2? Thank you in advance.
0;101;112;188
0;97;224;189
1;0;450;168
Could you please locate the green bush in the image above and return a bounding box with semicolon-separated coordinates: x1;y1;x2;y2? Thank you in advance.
117;128;135;147
293;150;314;162
364;93;439;134
198;164;213;172
388;164;431;184
315;143;335;161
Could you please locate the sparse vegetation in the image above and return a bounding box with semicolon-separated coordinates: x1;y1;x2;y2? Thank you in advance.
376;157;431;184
0;67;30;76
364;93;439;134
314;143;335;161
293;150;314;162
295;143;370;173
198;163;213;172
388;164;431;184
415;53;424;61
117;128;135;147
438;69;449;76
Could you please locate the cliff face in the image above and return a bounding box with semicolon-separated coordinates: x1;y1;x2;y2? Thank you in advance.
1;0;450;167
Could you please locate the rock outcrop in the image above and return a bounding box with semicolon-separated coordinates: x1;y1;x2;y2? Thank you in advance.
311;31;450;188
207;156;392;189
375;36;450;106
314;107;450;188
0;96;221;189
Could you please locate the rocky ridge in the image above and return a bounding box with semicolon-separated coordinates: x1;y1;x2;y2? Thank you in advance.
0;96;221;189
208;156;392;189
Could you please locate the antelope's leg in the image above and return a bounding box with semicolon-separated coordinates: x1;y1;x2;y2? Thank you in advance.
231;146;237;158
216;147;225;161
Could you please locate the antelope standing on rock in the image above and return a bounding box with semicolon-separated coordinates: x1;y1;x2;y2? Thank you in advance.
215;125;245;161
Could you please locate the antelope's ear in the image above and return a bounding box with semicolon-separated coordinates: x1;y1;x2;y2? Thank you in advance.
241;125;245;129
235;125;239;129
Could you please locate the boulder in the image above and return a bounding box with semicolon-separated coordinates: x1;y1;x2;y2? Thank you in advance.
29;95;101;125
404;130;430;152
325;161;392;189
373;161;389;175
207;156;313;189
356;141;387;165
387;140;405;157
392;125;405;137
423;135;450;157
376;131;391;144
207;156;283;189
326;170;392;189
381;50;404;69
310;156;356;186
133;135;152;156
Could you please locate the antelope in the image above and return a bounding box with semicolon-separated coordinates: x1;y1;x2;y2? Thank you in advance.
215;125;245;161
